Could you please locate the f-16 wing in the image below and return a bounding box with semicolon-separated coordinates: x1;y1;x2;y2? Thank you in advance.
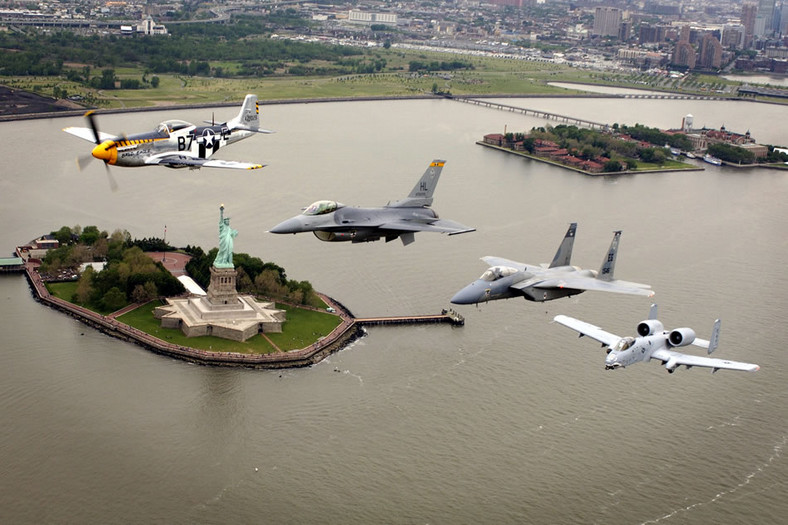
553;315;621;347
379;219;476;236
650;348;760;372
534;276;654;297
144;154;265;170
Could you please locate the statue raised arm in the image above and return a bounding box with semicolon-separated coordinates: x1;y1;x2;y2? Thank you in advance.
214;204;238;269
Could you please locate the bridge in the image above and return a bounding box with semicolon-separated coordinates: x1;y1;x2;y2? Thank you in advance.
449;92;719;130
451;97;610;130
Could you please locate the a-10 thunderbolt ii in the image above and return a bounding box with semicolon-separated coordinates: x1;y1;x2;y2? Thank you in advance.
63;94;270;171
553;304;760;373
450;223;653;304
268;159;475;246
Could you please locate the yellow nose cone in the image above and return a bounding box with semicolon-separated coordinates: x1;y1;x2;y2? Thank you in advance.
91;141;114;163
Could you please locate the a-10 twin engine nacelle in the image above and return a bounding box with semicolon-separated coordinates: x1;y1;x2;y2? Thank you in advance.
637;319;664;336
668;327;696;347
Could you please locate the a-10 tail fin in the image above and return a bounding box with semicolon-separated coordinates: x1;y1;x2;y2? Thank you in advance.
549;222;577;268
598;230;622;281
388;159;445;208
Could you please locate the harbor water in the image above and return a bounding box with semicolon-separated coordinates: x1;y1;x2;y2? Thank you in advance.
0;94;786;524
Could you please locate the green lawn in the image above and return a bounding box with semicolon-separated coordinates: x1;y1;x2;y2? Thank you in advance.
46;281;125;315
117;299;342;354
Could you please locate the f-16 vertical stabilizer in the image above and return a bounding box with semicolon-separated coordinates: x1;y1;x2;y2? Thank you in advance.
388;159;445;208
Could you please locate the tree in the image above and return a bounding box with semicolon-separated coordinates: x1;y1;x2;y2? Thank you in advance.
102;287;126;311
150;76;160;88
74;267;94;304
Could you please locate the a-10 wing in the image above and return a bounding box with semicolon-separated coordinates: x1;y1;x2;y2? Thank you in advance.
650;348;760;372
553;315;621;347
145;154;265;170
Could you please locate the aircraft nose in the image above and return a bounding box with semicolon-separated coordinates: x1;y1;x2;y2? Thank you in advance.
450;282;484;305
91;141;114;163
269;217;304;234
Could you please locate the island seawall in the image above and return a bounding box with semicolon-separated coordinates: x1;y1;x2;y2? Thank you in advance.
22;259;364;369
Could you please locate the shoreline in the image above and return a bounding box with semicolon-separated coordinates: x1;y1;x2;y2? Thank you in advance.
476;141;706;175
0;89;763;123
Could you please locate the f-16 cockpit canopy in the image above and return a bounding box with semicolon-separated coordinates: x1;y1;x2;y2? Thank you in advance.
480;266;519;282
612;337;636;352
303;200;344;216
156;120;194;136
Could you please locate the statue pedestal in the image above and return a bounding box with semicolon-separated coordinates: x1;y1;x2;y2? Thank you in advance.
154;265;286;342
207;266;239;307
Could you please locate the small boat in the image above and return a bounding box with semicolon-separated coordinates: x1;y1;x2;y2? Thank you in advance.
684;152;696;159
703;153;722;166
670;147;681;156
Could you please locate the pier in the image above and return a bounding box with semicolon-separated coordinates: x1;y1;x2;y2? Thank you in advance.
356;309;465;327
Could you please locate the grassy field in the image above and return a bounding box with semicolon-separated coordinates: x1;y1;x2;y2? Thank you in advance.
46;281;125;315
117;299;342;354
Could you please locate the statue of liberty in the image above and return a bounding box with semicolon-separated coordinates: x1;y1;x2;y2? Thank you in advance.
214;204;238;269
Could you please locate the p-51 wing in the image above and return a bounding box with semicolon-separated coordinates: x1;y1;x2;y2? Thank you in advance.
144;154;265;170
553;315;621;347
650;348;760;372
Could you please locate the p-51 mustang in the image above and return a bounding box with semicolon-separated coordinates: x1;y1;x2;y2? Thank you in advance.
269;159;475;246
63;94;271;170
553;305;760;373
451;223;653;304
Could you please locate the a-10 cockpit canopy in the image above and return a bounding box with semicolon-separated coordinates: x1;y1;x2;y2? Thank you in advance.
612;337;636;352
480;266;519;282
156;120;194;136
303;200;344;216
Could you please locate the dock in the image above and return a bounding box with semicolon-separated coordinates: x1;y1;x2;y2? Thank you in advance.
356;309;465;327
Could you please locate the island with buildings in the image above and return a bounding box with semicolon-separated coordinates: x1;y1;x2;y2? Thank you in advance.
6;206;463;368
479;114;788;174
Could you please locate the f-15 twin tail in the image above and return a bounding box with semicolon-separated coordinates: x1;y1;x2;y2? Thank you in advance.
451;223;653;304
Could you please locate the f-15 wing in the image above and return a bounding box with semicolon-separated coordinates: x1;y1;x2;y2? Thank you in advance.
533;276;654;296
553;315;621;347
650;348;760;372
144;154;265;170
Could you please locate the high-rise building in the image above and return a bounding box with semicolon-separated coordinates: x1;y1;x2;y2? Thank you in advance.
742;3;758;45
722;24;746;49
699;34;724;68
755;0;777;37
592;7;622;38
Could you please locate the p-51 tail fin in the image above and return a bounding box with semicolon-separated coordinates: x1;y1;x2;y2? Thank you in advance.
227;94;274;134
388;159;445;208
549;222;577;268
598;230;622;281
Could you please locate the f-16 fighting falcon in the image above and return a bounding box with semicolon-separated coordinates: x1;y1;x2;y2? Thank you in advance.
451;223;653;304
268;159;475;246
63;94;271;171
553;304;760;373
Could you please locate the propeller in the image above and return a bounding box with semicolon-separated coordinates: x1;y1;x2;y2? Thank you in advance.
85;110;101;144
75;110;119;192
